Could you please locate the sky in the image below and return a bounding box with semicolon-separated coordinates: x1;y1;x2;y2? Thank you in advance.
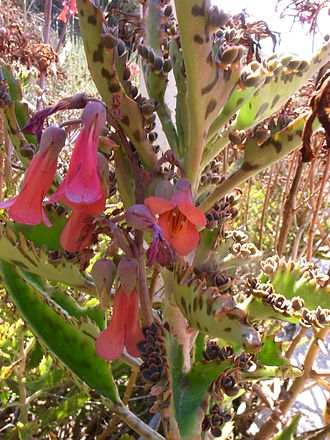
212;0;329;57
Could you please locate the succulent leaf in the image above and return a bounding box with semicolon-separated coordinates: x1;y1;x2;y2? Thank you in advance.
272;413;301;440
0;223;95;294
174;0;241;188
76;0;156;169
173;265;262;353
0;260;120;402
233;41;330;130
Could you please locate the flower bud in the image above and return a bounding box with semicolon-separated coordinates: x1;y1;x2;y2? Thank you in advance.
91;258;116;307
126;204;156;230
154;180;174;200
118;258;139;293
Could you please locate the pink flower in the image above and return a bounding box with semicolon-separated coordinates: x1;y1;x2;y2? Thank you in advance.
22;93;87;141
144;179;206;256
0;126;66;226
58;0;77;23
59;152;109;252
95;286;143;361
50;102;106;210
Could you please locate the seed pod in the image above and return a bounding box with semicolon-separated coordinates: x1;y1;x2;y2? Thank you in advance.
208;6;230;28
163;58;173;73
280;55;293;66
220;374;240;396
122;66;131;81
297;60;309;72
100;33;118;49
242;72;262;88
287;59;302;71
203;340;221;361
116;39;126;57
153;56;164;72
147;49;155;63
20;143;36;159
229;130;243;145
233;46;244;63
164;5;172;17
118;258;139;293
249;61;261;72
220;46;239;64
255;128;271;145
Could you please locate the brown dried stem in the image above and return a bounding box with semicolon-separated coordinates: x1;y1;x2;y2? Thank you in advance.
306;148;330;261
255;327;330;440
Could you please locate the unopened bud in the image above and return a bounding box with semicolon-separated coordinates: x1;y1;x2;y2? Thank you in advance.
40;125;67;156
154;180;174;199
118;258;139;293
100;33;118;49
91;258;116;307
126;204;156;230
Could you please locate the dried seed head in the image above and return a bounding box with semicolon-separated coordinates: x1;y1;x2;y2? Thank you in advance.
208;6;231;28
163;58;173;73
100;33;118;49
123;66;131;81
118;258;139;293
220;46;239;64
164;5;172;17
218;345;234;361
116;39;126;57
203;340;221;361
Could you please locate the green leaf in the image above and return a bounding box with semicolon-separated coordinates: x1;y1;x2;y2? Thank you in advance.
0;223;95;294
173;266;262;353
271;413;301;440
8;206;67;250
76;0;156;169
233;41;330;130
0;260;120;403
38;390;89;429
167;334;232;440
2;421;41;440
257;336;290;367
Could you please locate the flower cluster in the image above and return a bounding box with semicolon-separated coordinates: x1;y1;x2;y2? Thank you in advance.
0;102;107;253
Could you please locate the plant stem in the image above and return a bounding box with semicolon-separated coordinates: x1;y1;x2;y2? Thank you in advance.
258;166;273;250
254;327;330;440
111;402;166;440
276;157;305;256
136;230;154;327
17;336;28;424
306;148;330;261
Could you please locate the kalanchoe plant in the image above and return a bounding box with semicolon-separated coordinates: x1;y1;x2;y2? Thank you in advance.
0;0;329;439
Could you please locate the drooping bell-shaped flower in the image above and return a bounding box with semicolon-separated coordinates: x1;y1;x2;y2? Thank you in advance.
95;286;143;360
22;93;88;141
144;178;206;256
0;126;66;226
59;152;109;252
50;102;107;210
58;0;77;23
126;204;174;266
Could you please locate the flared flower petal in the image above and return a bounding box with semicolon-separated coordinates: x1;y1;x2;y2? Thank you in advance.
178;201;206;226
144;178;206;256
0;126;66;226
144;196;175;216
60;209;95;252
95;287;143;361
50;102;106;210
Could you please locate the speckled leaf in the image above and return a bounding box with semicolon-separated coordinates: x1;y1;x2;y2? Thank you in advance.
233;41;330;130
257;336;290;367
174;0;241;185
8;206;67;250
271;413;301;440
173;265;262;353
76;0;156;169
0;223;95;294
200;113;319;212
0;260;120;402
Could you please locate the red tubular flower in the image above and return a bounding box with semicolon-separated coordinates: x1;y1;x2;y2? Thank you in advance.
50;102;106;210
144;178;206;256
0;126;66;226
58;0;77;23
59;152;108;252
95;287;143;361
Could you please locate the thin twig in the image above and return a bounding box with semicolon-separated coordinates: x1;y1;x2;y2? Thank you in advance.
307;149;330;261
